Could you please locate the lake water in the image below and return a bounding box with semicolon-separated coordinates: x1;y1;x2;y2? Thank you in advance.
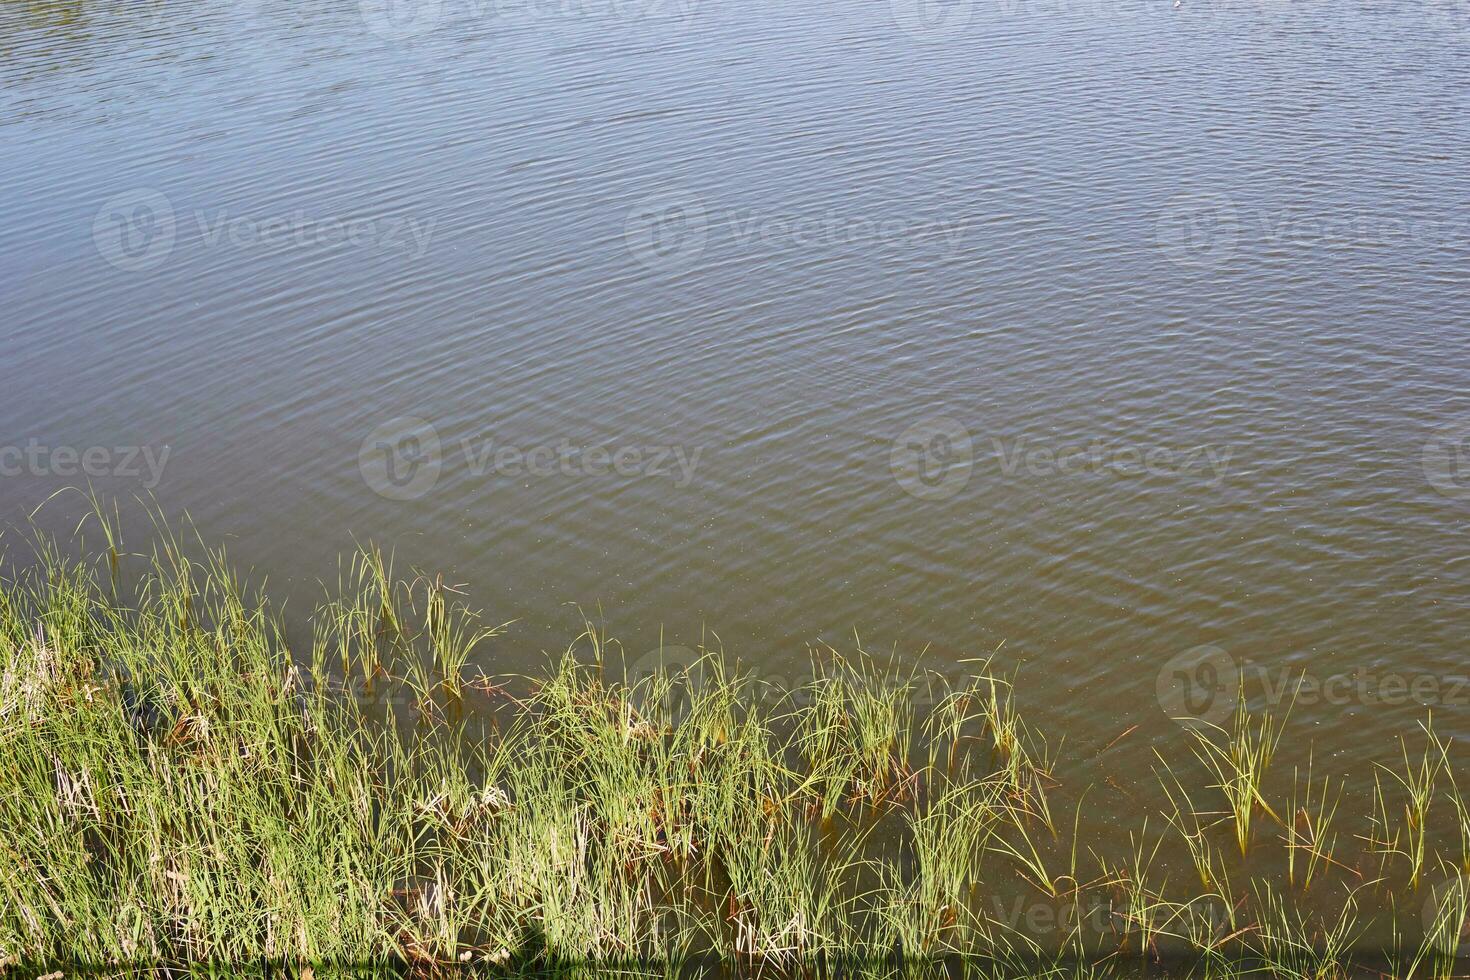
2;0;1469;803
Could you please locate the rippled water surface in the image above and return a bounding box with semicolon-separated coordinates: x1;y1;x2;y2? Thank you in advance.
2;0;1469;790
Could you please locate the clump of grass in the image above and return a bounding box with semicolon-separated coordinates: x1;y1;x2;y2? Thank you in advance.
412;570;509;699
1413;862;1470;980
1185;676;1294;855
792;648;918;818
1361;718;1451;887
1252;881;1365;980
1095;820;1170;960
1156;759;1237;942
876;773;1003;955
1282;754;1348;892
949;664;1057;831
3;511;1470;977
318;543;401;684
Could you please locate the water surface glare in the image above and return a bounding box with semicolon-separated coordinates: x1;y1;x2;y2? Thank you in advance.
2;0;1470;796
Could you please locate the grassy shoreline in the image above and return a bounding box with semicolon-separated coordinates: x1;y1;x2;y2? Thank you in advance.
1;513;1468;977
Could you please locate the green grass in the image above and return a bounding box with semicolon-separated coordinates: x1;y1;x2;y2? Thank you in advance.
0;510;1467;978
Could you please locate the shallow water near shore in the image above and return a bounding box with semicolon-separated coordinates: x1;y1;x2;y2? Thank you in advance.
2;0;1470;830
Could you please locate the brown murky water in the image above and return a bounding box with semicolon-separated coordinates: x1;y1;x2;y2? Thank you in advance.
2;0;1470;834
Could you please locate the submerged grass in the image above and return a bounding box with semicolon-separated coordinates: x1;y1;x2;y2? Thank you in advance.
0;510;1468;978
